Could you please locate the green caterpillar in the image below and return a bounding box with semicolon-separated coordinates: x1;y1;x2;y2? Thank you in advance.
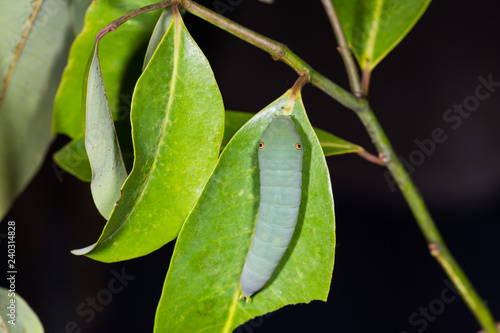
240;115;303;299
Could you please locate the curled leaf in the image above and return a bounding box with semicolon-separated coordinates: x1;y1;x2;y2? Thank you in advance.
84;42;128;219
53;0;161;138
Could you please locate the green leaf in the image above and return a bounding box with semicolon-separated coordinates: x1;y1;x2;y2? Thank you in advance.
0;0;74;219
143;7;175;70
331;0;431;69
84;42;128;219
0;287;44;333
53;136;92;182
53;0;161;139
224;110;364;156
154;89;335;332
74;9;225;262
314;126;364;156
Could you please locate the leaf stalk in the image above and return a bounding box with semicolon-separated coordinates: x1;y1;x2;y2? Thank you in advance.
95;0;175;42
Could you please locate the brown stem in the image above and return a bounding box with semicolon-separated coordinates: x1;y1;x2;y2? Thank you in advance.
96;0;175;42
357;150;385;166
284;76;310;116
361;63;372;97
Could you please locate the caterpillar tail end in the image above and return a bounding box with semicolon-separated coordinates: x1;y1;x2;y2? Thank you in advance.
239;294;250;303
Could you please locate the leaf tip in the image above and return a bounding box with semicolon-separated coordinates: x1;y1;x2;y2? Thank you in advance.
71;242;97;256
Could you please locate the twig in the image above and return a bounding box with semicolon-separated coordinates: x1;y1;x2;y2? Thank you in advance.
319;0;362;97
96;0;174;42
357;150;385;166
180;0;361;112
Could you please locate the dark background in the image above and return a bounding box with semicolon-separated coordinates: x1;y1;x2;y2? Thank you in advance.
2;0;499;332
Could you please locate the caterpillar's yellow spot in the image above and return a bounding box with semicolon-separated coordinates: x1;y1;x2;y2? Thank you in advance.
295;143;301;150
259;142;264;149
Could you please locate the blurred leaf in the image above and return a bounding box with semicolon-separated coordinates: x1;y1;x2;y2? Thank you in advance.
53;0;161;139
224;110;364;156
331;0;431;69
69;0;93;35
74;9;224;262
0;287;44;333
0;0;74;219
53;136;91;182
314;126;364;156
221;110;255;150
84;42;128;219
154;89;335;332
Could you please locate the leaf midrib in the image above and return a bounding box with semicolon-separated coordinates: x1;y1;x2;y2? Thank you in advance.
363;0;384;68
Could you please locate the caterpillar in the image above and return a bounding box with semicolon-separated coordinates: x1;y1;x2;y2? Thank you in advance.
240;115;303;299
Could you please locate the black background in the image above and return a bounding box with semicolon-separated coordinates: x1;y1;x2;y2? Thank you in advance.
2;0;500;332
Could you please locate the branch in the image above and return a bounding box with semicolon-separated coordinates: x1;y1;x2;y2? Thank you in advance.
355;105;498;333
319;0;362;97
180;0;361;113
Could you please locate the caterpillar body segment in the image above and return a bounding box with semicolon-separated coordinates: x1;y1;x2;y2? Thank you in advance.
240;116;303;298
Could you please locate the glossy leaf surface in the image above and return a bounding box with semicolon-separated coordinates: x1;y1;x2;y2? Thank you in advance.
154;89;335;332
